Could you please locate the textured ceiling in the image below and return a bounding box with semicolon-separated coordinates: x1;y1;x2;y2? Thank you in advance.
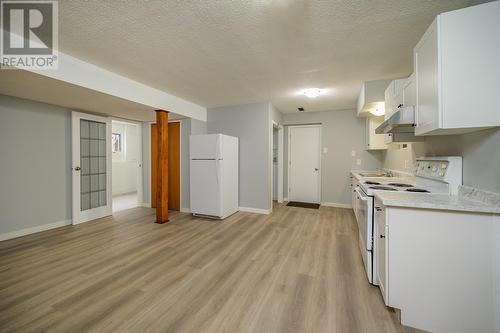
56;0;488;113
0;70;182;121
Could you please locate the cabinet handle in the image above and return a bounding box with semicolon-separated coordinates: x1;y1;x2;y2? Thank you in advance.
380;235;385;239
375;207;382;211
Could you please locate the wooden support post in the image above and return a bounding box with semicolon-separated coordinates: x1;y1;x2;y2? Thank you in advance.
155;110;169;223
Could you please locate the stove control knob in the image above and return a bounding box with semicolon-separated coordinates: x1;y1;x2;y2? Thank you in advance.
441;163;447;169
439;171;445;177
432;166;438;172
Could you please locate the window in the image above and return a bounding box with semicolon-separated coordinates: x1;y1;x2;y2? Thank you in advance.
112;133;121;153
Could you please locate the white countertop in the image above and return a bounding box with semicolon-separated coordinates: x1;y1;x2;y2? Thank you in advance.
350;171;415;184
374;191;500;215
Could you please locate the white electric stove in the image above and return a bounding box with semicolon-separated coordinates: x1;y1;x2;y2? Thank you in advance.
354;156;462;285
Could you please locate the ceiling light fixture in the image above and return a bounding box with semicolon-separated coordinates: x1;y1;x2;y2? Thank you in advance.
302;88;322;98
370;102;385;116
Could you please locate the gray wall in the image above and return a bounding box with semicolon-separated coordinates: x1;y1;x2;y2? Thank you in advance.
191;118;207;135
383;128;500;193
270;103;283;125
0;95;72;234
283;109;383;205
207;102;272;211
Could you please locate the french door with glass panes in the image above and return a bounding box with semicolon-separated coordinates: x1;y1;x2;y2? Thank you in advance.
72;112;112;224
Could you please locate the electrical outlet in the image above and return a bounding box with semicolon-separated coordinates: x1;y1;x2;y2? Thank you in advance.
323;147;328;154
356;159;361;165
351;150;356;157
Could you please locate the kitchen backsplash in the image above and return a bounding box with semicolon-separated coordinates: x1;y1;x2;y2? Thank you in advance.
382;128;500;194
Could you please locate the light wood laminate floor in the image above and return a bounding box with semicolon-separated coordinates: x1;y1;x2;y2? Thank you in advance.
0;204;423;333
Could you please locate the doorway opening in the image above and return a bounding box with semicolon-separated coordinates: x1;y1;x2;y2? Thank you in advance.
271;121;284;208
150;121;181;211
111;120;142;212
287;125;321;204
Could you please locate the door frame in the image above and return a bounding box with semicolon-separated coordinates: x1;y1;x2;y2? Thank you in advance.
147;119;182;210
287;124;322;204
71;111;112;225
271;121;284;206
110;118;143;206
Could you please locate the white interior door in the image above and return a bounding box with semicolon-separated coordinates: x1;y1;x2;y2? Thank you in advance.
288;125;321;203
72;112;112;224
277;124;284;203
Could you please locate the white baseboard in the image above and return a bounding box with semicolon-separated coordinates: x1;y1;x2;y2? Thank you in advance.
140;202;151;208
0;219;72;242
239;207;272;215
180;207;191;213
284;197;289;202
321;202;352;209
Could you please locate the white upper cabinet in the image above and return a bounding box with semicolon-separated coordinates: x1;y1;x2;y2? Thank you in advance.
384;78;406;120
414;2;500;136
402;73;416;107
366;116;387;150
357;79;392;117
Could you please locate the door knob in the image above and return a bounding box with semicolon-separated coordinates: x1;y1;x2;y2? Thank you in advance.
74;166;81;171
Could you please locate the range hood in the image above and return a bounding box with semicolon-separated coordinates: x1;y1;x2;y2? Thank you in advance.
375;106;416;134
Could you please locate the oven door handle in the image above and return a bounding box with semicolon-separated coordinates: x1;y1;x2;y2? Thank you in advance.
355;187;369;201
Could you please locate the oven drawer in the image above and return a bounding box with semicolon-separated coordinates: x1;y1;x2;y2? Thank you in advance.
355;187;373;251
374;197;388;303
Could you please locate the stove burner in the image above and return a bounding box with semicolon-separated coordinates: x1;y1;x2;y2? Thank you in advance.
387;183;414;188
406;188;430;193
364;181;381;185
369;186;398;191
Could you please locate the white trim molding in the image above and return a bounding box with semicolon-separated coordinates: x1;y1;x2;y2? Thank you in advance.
0;219;72;242
239;207;272;215
140;202;152;208
180;207;191;213
321;202;352;209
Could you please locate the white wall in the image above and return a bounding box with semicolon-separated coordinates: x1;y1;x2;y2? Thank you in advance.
0;95;72;236
283;109;384;206
112;122;139;195
383;128;500;193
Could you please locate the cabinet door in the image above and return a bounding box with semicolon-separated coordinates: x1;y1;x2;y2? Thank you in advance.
393;79;405;110
403;73;416;106
375;204;389;304
384;82;394;120
366;117;387;150
415;21;439;135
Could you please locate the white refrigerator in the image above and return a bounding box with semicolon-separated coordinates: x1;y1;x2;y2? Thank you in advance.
190;134;239;219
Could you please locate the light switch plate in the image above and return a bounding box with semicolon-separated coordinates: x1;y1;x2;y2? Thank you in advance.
351;150;356;157
323;147;328;154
